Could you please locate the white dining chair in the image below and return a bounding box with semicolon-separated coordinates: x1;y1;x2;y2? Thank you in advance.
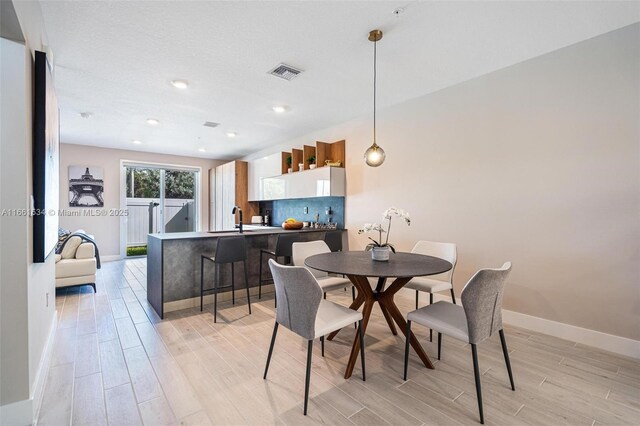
292;240;354;300
405;240;457;341
263;260;365;415
403;262;514;424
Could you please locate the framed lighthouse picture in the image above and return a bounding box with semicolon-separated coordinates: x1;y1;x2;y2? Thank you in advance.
69;166;104;207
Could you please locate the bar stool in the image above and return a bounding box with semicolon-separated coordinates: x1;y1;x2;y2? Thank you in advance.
259;233;300;301
323;230;343;252
200;236;251;323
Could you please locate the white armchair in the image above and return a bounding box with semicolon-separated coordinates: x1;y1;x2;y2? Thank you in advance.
55;231;98;292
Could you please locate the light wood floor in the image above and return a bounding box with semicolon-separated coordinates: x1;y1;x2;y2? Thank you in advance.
38;258;640;425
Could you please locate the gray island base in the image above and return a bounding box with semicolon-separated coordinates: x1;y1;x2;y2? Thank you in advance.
147;228;347;318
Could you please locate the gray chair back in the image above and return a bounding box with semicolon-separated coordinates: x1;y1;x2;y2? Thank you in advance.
461;262;512;345
268;259;322;340
274;233;301;257
214;236;247;263
324;230;343;252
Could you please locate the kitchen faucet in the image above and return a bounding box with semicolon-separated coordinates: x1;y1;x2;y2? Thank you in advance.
232;206;243;233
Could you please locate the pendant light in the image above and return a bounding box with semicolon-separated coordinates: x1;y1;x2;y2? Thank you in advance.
364;29;385;167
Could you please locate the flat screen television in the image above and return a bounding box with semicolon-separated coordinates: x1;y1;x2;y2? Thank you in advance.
33;50;59;263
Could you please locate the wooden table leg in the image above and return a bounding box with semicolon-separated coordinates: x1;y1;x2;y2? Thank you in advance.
380;277;434;370
379;303;398;335
337;275;376;379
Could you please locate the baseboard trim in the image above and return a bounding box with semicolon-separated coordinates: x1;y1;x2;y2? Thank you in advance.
100;255;121;262
501;309;640;359
402;289;640;359
164;284;275;314
31;310;58;423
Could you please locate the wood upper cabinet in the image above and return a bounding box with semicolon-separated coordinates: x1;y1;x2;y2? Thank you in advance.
214;160;258;231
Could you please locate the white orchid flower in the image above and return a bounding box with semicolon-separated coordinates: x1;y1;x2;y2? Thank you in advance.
358;223;385;234
383;207;411;224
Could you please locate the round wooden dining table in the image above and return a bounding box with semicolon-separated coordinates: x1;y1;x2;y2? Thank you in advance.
305;251;452;379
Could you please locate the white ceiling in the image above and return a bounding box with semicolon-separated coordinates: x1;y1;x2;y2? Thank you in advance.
40;1;640;160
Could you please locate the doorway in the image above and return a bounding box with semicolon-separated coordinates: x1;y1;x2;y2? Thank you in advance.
121;162;200;256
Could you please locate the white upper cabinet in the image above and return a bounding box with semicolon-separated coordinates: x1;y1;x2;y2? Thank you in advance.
258;167;345;201
248;153;281;201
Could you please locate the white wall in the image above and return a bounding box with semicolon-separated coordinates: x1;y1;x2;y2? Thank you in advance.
245;24;640;342
1;36;32;410
1;1;57;423
58;144;224;256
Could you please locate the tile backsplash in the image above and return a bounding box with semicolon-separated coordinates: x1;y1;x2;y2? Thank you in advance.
260;196;345;229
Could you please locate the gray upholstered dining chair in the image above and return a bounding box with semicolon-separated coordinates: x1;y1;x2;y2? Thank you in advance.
403;262;514;424
292;240;354;300
263;259;365;415
404;240;457;341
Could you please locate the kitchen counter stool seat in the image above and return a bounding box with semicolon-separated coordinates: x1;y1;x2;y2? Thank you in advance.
200;236;251;322
259;233;300;303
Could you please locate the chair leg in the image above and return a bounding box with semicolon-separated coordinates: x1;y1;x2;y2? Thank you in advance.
403;320;411;381
351;286;355;301
233;262;239;304
450;288;456;304
499;329;515;390
304;340;313;415
200;257;204;311
323;292;327;300
471;344;484;424
244;260;251;315
415;290;419;310
214;264;219;323
90;283;96;293
437;332;442;360
429;293;434;342
263;322;278;379
320;336;324;357
359;319;366;381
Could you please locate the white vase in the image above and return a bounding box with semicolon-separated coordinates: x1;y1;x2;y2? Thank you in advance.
371;246;390;262
288;168;292;173
298;163;304;171
309;164;316;169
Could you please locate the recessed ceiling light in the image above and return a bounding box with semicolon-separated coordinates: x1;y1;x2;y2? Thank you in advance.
198;148;206;152
272;105;288;113
146;118;159;126
171;79;189;89
132;139;142;145
226;132;237;138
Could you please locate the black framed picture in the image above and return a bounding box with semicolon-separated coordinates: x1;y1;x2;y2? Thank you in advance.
33;50;59;263
68;166;104;207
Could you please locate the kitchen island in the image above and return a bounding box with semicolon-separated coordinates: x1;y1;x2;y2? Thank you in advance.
147;228;347;318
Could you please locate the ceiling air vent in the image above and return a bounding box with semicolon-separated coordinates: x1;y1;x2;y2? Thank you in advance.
268;63;303;81
203;121;220;128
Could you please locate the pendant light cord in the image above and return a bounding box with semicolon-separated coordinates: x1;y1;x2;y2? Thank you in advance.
373;38;377;146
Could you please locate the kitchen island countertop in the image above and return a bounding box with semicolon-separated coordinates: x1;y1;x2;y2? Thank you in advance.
147;227;347;318
148;227;345;241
